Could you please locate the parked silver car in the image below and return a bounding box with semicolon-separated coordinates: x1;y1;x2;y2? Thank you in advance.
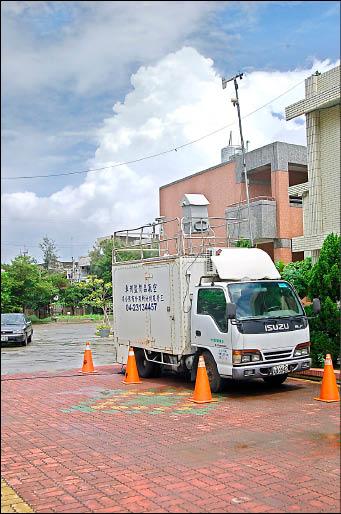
1;313;33;346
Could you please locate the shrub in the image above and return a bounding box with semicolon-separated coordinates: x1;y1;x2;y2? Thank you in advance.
306;297;340;367
309;233;340;301
281;258;312;298
310;332;340;368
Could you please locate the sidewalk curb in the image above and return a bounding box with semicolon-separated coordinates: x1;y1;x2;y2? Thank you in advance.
291;367;340;383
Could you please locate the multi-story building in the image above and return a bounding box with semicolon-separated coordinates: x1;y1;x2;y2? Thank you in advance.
285;65;340;262
159;141;308;264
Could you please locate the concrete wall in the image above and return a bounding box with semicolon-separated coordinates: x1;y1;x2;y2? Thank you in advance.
286;65;340;261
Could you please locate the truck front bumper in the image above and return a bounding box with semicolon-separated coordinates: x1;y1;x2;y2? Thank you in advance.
232;358;311;380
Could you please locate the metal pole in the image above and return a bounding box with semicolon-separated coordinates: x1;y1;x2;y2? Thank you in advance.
222;73;253;246
233;78;253;246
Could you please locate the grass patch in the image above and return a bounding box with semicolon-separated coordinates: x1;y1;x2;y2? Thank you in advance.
28;314;104;324
55;314;104;321
28;315;52;324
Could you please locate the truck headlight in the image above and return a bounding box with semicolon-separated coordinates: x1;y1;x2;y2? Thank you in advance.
241;355;251;363
294;342;310;357
233;350;262;364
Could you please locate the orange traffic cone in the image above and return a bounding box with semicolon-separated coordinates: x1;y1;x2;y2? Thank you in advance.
81;342;96;373
189;355;217;404
123;347;141;384
314;354;340;402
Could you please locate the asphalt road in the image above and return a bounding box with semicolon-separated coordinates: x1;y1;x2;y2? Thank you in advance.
1;322;116;375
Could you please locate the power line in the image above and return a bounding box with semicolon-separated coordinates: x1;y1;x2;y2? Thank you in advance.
1;217;76;224
2;242;93;248
1;78;305;181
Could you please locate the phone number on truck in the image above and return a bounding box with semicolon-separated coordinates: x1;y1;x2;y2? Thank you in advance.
125;302;158;312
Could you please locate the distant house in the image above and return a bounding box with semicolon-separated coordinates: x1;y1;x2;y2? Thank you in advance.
38;257;91;282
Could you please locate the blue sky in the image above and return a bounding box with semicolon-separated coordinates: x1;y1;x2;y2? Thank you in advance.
1;1;340;262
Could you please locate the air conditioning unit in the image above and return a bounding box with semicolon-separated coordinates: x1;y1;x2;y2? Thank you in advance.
205;247;223;275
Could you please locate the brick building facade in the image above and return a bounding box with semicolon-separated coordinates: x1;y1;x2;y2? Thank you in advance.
159;141;308;264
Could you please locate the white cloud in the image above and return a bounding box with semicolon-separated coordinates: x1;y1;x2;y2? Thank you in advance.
2;1;221;96
1;47;339;262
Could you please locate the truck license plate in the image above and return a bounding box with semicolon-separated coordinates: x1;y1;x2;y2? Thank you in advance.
270;364;288;375
1;336;8;342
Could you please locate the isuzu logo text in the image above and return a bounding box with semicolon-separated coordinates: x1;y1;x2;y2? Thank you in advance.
264;323;290;332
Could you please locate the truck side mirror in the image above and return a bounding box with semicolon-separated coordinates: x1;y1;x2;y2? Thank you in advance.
226;302;237;319
312;298;321;315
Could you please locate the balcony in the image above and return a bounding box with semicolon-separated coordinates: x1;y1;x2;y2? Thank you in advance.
226;196;277;242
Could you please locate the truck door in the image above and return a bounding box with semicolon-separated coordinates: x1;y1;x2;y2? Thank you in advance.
145;263;174;353
192;288;231;371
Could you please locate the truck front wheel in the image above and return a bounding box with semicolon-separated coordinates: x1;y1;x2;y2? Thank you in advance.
263;374;288;386
201;351;222;393
134;348;161;378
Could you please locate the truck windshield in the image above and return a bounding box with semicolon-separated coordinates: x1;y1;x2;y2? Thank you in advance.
227;281;304;320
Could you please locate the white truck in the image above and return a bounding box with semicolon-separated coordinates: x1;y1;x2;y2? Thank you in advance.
112;217;320;392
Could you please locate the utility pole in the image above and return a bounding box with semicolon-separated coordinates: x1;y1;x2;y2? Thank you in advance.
222;73;253;246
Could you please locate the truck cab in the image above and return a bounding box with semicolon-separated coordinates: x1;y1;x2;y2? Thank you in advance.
191;278;312;391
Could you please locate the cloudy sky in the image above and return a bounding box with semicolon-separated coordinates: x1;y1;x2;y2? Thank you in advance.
1;1;340;262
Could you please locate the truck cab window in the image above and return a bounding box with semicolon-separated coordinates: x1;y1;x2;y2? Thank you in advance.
197;288;227;332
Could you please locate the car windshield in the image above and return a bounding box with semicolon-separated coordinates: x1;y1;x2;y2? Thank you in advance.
1;313;25;325
227;281;304;320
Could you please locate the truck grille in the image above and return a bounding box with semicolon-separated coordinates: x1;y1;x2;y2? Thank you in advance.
263;350;292;361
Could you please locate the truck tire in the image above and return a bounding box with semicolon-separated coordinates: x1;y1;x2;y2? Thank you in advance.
134;348;161;378
263;374;288;386
201;351;222;393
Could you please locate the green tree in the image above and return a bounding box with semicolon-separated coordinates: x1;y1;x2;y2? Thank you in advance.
60;281;91;315
49;272;69;291
89;239;114;283
306;297;340;366
31;279;58;313
39;236;59;270
275;234;341;367
89;237;156;282
1;256;59;314
280;257;312;298
275;260;285;275
2;256;41;312
235;238;252;248
1;271;19;312
309;233;340;301
81;276;112;325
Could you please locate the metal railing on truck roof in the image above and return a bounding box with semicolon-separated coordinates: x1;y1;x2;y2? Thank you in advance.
112;216;241;263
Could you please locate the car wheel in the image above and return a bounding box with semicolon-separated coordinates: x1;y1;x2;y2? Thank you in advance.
201;351;222;393
263;373;288;386
134;348;161;378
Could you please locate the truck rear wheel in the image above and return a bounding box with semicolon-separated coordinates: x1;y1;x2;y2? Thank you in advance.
263;374;288;386
134;348;161;378
201;351;222;393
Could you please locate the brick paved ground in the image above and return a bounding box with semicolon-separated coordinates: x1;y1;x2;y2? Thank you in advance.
1;366;340;513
